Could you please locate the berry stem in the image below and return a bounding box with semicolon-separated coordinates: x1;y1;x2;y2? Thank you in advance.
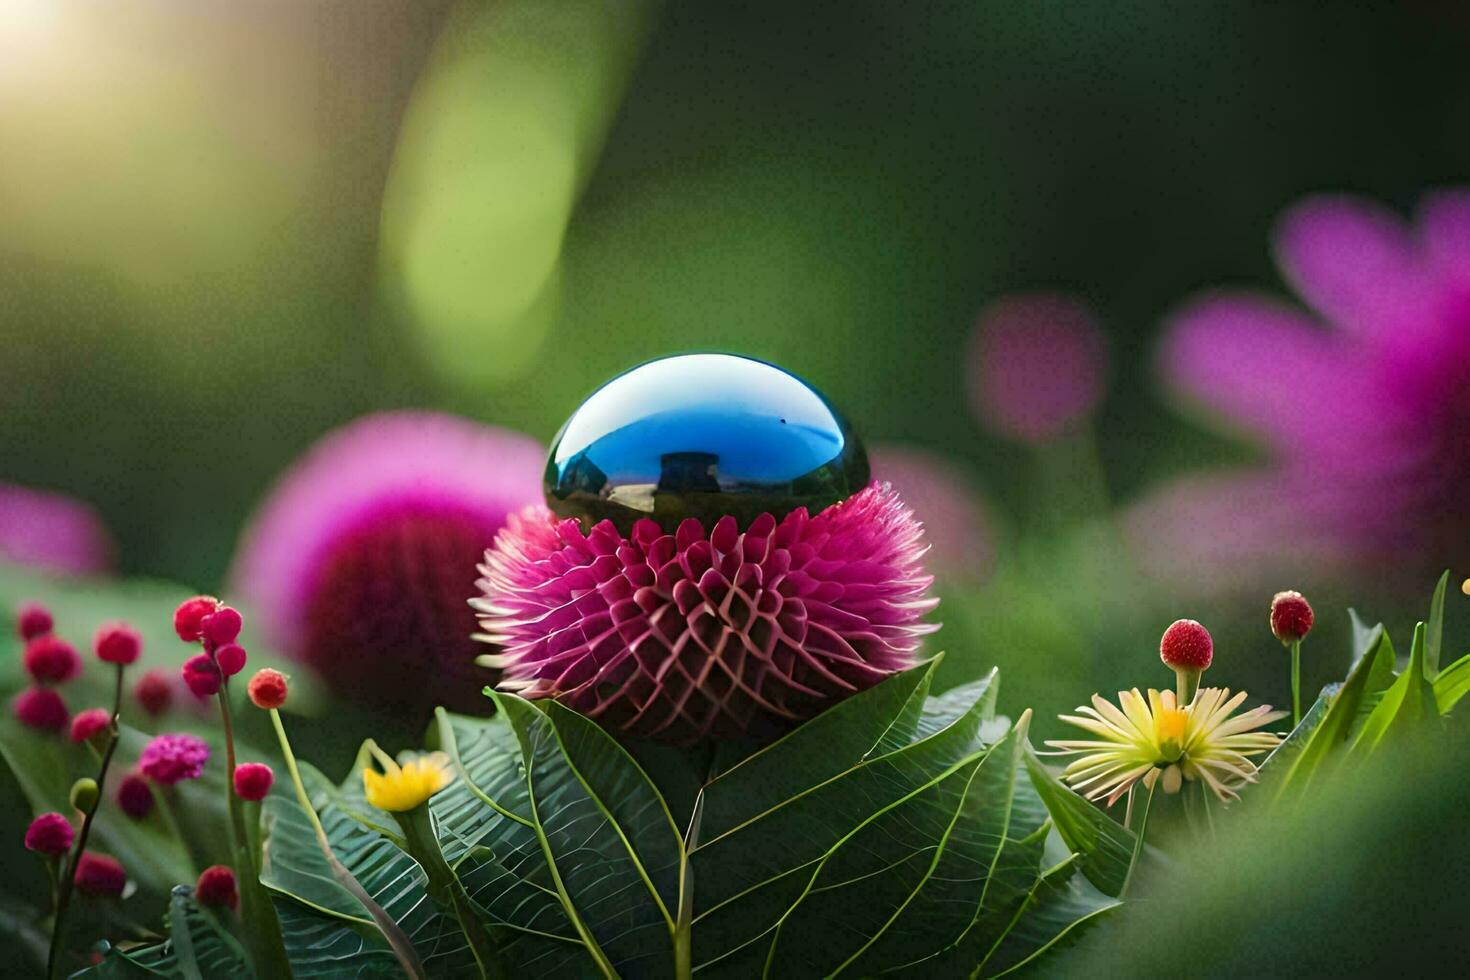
46;663;124;980
1290;638;1302;728
1175;667;1200;708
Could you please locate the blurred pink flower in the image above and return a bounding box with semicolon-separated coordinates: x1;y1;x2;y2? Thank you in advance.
1133;189;1470;589
967;293;1108;443
229;411;543;713
869;445;996;581
0;483;113;576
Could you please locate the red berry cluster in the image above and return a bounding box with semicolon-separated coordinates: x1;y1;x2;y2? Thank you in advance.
173;595;249;697
11;602;142;736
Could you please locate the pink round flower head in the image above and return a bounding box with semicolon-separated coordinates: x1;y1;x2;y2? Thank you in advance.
73;852;126;898
0;483;114;576
214;643;247;677
476;483;939;741
13;686;69;731
228;412;543;714
139;732;209;785
173;595;220;643
16;602;53;641
23;634;81;684
233;762;274;801
69;707;110;744
967;293;1109;443
115;771;155;819
1141;189;1470;587
247;668;288;709
134;669;173;716
195;865;238;910
94;622;142;665
1270;590;1314;644
24;812;74;855
1160;619;1214;672
200;606;242;647
869;445;997;582
181;654;222;698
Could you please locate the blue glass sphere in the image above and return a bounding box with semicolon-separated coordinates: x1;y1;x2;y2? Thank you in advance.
546;354;869;534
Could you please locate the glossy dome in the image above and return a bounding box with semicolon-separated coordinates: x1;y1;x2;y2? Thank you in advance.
546;354;869;533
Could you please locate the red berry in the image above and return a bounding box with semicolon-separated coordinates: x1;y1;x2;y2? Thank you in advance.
134;669;173;716
16;602;53;642
24;812;74;855
13;687;69;732
233;762;274;801
173;596;220;643
1270;590;1314;643
195;864;238;910
215;643;247;677
200;607;243;647
247;669;288;710
23;635;81;684
68;707;110;744
94;622;142;665
181;654;222;698
115;772;155;820
74;852;127;897
1160;619;1213;672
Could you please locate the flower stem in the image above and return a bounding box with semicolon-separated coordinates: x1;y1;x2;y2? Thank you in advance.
1175;667;1200;708
1290;638;1302;728
46;663;124;980
393;805;503;980
269;708;427;980
1120;779;1155;899
217;681;290;978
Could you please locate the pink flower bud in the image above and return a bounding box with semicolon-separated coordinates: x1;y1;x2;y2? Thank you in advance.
233;762;274;802
214;643;247;677
115;772;154;820
24;812;74;855
247;669;288;710
195;865;238;910
94;622;142;665
133;669;173;716
13;687;69;731
68;707;110;744
1269;590;1314;644
73;852;126;898
23;635;80;684
173;596;220;643
199;607;242;647
181;654;222;698
16;602;53;642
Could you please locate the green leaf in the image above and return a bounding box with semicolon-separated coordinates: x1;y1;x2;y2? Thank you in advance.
1426;570;1450;678
271;897;404;978
1021;745;1136;897
1255;691;1331;792
1270;625;1397;801
1432;652;1470;714
978;856;1120;977
1351;623;1440;754
72;886;251;980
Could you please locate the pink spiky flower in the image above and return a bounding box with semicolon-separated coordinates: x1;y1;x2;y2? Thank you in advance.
474;483;938;741
229;411;543;713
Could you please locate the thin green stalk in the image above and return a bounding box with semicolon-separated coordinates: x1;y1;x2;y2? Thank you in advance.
1290;638;1302;728
1123;784;1135;832
1120;779;1156;899
270;709;427;980
47;663;125;980
394;805;502;979
216;680;290;978
1176;668;1200;708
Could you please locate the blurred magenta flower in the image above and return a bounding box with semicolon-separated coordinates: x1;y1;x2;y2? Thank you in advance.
475;484;938;742
869;445;996;581
230;411;543;712
139;733;209;785
967;293;1109;443
0;483;113;576
1135;189;1470;588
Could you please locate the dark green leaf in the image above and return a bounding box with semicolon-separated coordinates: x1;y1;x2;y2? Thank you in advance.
1426;570;1450;678
1021;745;1135;897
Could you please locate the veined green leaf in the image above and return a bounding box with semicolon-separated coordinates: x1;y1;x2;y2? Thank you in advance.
271;897;404;978
1255;691;1331;792
73;886;251;980
979;855;1120;977
1021;745;1135;897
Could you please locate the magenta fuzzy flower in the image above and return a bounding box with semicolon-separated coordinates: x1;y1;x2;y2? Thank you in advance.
475;483;938;741
139;733;209;785
23;634;81;684
0;483;114;576
1136;189;1470;588
869;445;996;582
24;812;74;855
229;411;543;712
233;762;274;801
13;686;68;732
967;293;1108;443
69;708;110;744
74;852;126;898
16;602;54;642
195;864;238;910
115;771;155;819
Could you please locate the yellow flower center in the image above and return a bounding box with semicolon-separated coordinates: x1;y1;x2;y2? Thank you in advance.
362;752;453;812
1155;705;1187;761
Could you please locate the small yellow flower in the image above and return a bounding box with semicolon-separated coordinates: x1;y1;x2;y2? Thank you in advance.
1046;687;1285;805
362;750;453;812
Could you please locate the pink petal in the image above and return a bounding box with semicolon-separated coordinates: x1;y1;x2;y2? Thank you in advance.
1417;187;1470;283
1272;194;1427;344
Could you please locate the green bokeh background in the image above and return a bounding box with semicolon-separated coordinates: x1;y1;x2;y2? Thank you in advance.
3;1;1468;728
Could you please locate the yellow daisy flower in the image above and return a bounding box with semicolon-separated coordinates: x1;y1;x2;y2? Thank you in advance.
362;750;454;812
1046;687;1285;805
